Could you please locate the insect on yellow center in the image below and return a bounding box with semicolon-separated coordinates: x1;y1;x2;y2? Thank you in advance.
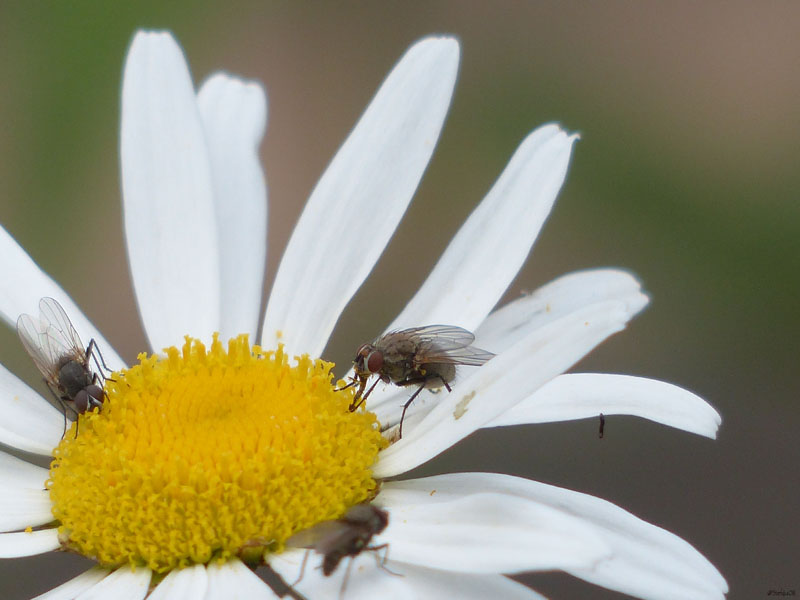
47;334;386;572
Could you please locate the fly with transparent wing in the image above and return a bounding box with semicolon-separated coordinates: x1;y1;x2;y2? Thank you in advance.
341;325;495;438
17;297;112;435
287;504;391;596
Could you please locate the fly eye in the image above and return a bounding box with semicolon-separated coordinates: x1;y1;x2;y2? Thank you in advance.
366;351;384;373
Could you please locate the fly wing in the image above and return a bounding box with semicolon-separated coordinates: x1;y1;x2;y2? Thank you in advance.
16;313;61;382
38;297;87;362
421;344;496;366
399;325;495;366
397;325;476;347
286;520;349;552
312;525;360;556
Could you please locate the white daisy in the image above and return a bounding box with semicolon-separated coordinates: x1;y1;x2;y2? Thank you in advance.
0;30;727;600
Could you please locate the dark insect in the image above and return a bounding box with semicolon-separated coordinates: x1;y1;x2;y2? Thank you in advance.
17;297;112;436
599;413;606;439
287;504;391;595
341;325;494;438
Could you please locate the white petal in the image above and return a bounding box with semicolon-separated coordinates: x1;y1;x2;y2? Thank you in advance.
0;363;62;455
75;566;151;600
0;226;125;370
262;37;459;357
204;559;278;599
565;517;728;598
387;124;577;332
0;488;52;532
121;30;220;351
148;564;208;600
374;300;634;477
270;550;544;600
0;447;50;487
377;482;608;574
0;528;59;557
391;473;727;600
270;548;380;599
380;567;546;600
31;566;110;600
266;549;308;588
197;73;268;341
488;373;722;438
475;268;649;353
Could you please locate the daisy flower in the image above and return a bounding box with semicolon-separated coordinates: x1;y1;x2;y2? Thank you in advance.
0;30;727;600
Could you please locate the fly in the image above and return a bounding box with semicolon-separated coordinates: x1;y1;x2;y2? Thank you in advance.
287;504;391;597
17;297;112;436
341;325;494;438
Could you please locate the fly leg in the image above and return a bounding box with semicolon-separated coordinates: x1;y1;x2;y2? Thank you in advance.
339;556;355;599
290;549;311;587
44;381;77;439
396;374;452;439
368;543;401;576
396;379;427;440
262;561;309;600
336;375;376;412
85;339;115;412
334;379;357;392
86;339;115;382
349;377;380;412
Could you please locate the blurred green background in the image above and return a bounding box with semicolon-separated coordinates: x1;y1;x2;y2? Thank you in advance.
1;2;797;599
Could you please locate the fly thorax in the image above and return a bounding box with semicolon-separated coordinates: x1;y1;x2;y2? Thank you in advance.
58;359;92;398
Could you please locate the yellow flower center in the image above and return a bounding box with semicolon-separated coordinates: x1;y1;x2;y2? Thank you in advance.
47;334;385;572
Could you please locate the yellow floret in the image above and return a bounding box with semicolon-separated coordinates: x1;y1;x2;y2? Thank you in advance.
47;334;385;572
